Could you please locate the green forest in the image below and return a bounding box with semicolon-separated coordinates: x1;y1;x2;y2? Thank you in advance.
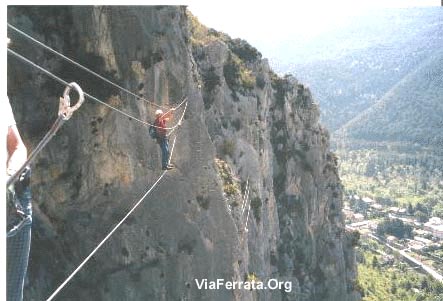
338;147;443;210
357;238;443;301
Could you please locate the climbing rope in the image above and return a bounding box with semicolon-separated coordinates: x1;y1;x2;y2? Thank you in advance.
8;23;168;110
7;82;85;188
241;178;250;216
242;181;252;232
244;202;251;232
167;99;188;137
7;49;187;131
7;81;84;240
8;28;190;300
45;136;178;301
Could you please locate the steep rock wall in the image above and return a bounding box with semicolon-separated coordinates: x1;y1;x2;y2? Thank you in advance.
191;22;360;301
7;6;359;301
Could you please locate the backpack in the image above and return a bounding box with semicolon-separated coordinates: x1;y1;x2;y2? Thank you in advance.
149;125;158;139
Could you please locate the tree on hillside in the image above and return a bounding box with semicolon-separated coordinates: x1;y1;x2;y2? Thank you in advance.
432;203;443;219
371;255;379;269
415;203;428;215
415;211;429;223
376;218;413;239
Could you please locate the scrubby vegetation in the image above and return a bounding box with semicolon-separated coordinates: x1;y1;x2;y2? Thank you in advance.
376;218;413;239
214;158;240;197
196;195;210;210
357;238;443;301
271;73;292;107
225;38;262;64
250;196;262;222
338;148;443;207
188;11;259;99
187;12;221;47
223;53;256;97
201;66;220;109
220;139;236;158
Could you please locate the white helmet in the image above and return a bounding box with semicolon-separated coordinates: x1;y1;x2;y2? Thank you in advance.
155;109;163;116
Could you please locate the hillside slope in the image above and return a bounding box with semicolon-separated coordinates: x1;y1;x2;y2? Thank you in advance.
271;8;443;132
339;52;443;149
7;6;359;301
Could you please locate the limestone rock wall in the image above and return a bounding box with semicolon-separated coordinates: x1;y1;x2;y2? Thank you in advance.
7;6;359;301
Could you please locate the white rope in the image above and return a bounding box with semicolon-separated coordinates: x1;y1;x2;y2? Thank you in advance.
243;184;252;232
244;203;251;232
8;23;168;110
8;39;189;299
167;100;188;137
8;49;187;131
168;136;178;166
46;135;178;301
241;178;250;216
8;48;69;86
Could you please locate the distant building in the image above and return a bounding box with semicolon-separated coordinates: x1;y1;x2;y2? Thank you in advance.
353;213;365;222
414;229;432;237
370;203;383;210
343;208;354;221
413;236;433;246
386;235;398;243
381;255;394;266
424;217;443;239
408;239;426;250
368;220;378;230
362;197;375;204
428;217;442;224
414;221;423;228
388;206;407;215
388;214;415;225
430;225;443;239
348;220;369;230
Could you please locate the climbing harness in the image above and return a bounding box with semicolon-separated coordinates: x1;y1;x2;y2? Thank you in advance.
7;167;32;238
6;81;85;188
7;82;84;239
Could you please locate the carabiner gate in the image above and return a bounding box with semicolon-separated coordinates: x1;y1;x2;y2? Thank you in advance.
59;82;85;120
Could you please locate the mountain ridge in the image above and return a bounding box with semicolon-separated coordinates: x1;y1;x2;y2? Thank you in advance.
338;51;443;149
267;8;443;133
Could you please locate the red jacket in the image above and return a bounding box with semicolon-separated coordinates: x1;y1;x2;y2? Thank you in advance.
154;111;172;138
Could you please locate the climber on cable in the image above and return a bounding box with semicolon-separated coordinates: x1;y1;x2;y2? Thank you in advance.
154;109;175;170
6;97;31;301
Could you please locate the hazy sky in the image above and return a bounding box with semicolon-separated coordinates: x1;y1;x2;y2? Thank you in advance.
188;0;441;44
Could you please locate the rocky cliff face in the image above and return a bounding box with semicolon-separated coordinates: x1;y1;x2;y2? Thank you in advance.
7;6;360;301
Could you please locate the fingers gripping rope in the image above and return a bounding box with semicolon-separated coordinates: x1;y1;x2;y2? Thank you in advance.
6;82;85;188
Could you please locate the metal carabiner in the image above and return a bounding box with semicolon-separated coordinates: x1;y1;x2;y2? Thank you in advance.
59;82;85;120
6;83;85;188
